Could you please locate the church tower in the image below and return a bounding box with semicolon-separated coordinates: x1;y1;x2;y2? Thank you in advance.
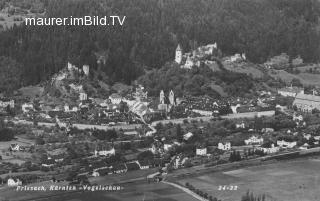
160;90;165;104
169;90;175;106
175;44;183;64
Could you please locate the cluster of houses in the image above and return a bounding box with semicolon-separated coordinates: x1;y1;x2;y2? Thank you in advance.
3;48;320;186
91;160;151;177
0;98;15;109
16;63;154;127
177;96;233;117
250;133;320;154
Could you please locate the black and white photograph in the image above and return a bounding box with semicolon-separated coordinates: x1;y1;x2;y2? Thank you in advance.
0;0;320;200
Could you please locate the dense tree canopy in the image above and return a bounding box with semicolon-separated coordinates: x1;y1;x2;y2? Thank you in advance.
0;0;319;90
138;63;258;97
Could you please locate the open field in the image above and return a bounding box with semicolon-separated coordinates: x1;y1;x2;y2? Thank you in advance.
268;70;320;86
224;63;265;79
0;136;34;164
176;158;320;201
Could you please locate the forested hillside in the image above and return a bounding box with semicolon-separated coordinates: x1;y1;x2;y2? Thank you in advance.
137;62;261;98
0;0;319;94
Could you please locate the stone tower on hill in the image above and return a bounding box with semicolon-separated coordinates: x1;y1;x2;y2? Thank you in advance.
82;65;90;76
169;90;175;106
175;44;183;64
160;90;165;104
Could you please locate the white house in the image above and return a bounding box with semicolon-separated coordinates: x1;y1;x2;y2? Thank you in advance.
109;93;122;104
196;147;207;156
183;132;193;141
79;92;88;101
138;161;150;169
64;104;70;112
303;133;312;140
67;62;81;72
95;147;115;157
10;143;20;151
7;178;22;187
314;136;320;141
21;103;34;113
231;104;240;114
82;65;90;76
173;155;188;169
183;55;196;69
261;128;274;133
227;53;243;63
92;171;100;177
164;143;173;152
258;144;279;154
71;106;78;112
218;142;231;151
192;109;212;116
293;113;303;122
277;140;297;148
236;122;245;129
299;143;310;150
244;136;264;145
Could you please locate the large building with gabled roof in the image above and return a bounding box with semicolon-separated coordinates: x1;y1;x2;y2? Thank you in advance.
293;93;320;113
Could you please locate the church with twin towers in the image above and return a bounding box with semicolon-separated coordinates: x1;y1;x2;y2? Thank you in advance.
158;89;176;112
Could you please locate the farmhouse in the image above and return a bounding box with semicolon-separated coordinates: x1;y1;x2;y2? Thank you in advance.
79;91;88;101
299;143;310;150
94;145;115;157
244;136;264;145
7;178;22;187
21;103;34;113
236;122;246;129
196;147;207;156
293;113;303;122
138;160;150;169
173;155;188;169
183;132;193;141
258;143;279;154
192;109;212;116
277;140;297;148
218;142;231;151
9;144;20;151
112;163;127;174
